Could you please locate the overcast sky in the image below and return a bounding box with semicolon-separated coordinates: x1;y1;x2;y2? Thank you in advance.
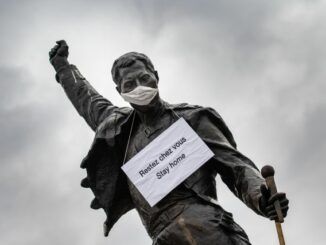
1;0;325;244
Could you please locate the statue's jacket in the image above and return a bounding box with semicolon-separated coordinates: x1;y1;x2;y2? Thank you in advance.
56;65;266;237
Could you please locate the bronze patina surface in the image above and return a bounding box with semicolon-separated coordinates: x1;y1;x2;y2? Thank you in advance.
49;40;289;244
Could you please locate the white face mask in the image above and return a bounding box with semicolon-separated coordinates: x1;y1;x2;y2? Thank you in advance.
121;86;158;106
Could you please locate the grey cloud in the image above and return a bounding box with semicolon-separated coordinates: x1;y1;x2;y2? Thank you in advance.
1;0;325;244
0;66;66;161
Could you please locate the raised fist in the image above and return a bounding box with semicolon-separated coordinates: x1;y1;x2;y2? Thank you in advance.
49;40;70;72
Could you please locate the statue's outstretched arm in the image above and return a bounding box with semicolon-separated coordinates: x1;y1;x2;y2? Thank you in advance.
49;40;117;131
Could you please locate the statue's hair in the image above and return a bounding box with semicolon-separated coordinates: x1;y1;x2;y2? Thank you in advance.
111;52;156;85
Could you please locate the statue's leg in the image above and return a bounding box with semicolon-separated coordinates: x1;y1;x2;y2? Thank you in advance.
153;202;251;245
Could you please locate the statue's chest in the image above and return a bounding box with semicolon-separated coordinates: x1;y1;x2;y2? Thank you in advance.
125;114;175;162
123;113;195;228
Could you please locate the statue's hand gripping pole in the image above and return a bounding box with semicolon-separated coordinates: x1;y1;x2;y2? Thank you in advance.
261;165;286;245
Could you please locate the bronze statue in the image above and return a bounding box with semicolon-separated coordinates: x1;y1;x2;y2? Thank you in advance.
49;40;289;245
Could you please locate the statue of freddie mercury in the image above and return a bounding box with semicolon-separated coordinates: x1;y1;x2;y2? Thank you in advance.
49;40;289;245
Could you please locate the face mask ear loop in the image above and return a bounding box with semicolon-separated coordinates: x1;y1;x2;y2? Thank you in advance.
122;110;136;165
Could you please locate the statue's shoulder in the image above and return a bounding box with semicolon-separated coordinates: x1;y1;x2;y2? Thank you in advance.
168;102;202;111
168;102;236;148
168;102;221;119
95;106;133;136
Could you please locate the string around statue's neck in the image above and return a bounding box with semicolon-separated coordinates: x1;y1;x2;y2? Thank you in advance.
122;111;136;165
168;105;181;120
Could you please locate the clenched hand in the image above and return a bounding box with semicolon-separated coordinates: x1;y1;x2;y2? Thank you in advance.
49;40;70;72
259;184;289;222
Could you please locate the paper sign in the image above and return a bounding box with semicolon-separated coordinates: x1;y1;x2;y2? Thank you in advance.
121;118;214;207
